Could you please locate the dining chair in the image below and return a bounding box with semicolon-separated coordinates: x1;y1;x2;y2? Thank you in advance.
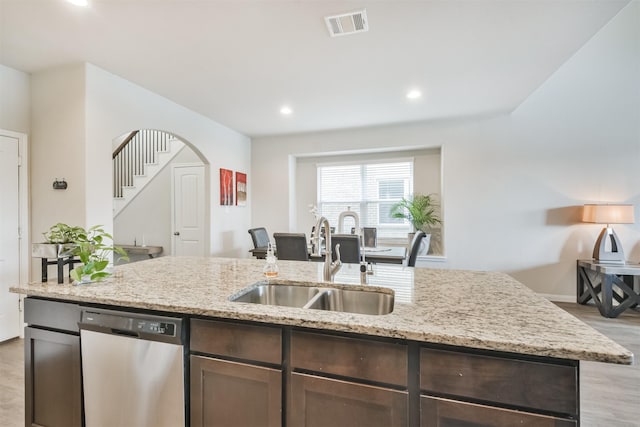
248;227;270;249
350;227;377;248
331;234;361;264
406;231;426;267
273;233;309;261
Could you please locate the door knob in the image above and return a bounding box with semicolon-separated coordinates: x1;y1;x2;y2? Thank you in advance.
173;232;180;236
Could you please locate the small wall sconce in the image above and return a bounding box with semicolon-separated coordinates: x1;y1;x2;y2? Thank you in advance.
53;178;68;190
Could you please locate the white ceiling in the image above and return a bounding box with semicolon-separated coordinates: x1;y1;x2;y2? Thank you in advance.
0;0;630;137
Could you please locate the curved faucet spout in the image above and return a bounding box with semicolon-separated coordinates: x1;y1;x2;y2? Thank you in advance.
312;216;342;282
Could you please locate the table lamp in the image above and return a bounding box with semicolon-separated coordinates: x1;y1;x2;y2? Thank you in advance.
582;204;635;264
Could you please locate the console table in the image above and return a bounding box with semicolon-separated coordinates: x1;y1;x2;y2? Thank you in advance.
576;260;640;318
118;245;163;259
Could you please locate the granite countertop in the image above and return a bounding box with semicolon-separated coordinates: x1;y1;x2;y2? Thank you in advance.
11;256;633;364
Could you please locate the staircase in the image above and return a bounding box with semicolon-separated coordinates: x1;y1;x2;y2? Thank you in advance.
113;130;185;218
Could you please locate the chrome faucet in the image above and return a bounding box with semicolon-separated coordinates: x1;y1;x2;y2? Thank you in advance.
312;216;342;282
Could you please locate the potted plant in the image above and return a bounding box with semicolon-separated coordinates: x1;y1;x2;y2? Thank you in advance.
390;193;441;255
32;223;86;258
70;225;128;284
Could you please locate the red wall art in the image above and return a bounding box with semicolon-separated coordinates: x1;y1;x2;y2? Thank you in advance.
219;168;233;205
236;172;247;206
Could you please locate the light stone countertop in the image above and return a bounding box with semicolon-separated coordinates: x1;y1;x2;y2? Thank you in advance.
11;256;633;364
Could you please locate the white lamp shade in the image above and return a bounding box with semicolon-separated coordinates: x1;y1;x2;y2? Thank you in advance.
582;204;635;224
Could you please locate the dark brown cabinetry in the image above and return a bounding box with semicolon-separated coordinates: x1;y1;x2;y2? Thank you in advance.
290;372;408;427
190;355;282;427
421;396;577;427
190;319;283;427
420;347;579;427
289;331;409;427
24;298;82;427
22;298;580;427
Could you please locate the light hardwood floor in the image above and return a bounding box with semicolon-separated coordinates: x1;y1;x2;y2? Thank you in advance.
0;336;24;427
0;303;638;427
556;303;640;427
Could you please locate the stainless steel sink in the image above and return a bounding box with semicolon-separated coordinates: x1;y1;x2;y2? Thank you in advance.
230;283;394;315
231;284;320;308
304;288;394;315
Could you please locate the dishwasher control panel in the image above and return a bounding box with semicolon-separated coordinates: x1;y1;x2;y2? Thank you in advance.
81;310;180;339
135;320;176;336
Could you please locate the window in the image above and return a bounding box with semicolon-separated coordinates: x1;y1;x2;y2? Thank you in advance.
317;160;413;239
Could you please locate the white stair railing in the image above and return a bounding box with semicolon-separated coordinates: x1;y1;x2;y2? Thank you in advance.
113;130;184;217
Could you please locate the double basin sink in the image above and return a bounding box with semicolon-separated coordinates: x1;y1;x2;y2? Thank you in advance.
230;283;394;315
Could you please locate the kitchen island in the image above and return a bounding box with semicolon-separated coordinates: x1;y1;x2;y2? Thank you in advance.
12;256;633;427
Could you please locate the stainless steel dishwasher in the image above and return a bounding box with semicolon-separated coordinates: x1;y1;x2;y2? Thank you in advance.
79;307;186;427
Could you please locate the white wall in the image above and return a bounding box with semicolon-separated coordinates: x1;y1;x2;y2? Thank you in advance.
83;63;251;258
30;66;88;233
30;64;88;279
114;147;203;257
252;2;640;298
28;62;251;272
0;64;30;133
505;0;640;295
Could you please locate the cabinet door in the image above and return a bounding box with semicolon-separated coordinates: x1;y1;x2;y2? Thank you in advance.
24;326;82;427
289;372;408;427
190;355;282;427
421;396;577;427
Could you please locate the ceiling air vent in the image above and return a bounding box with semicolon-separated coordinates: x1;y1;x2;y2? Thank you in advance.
325;9;368;37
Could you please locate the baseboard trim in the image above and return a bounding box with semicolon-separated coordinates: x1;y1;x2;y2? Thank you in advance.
537;293;575;303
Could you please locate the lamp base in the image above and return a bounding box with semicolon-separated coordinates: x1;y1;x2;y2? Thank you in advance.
592;226;626;264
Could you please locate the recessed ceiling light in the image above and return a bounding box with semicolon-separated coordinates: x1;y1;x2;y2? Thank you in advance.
66;0;88;6
280;106;293;116
406;89;422;100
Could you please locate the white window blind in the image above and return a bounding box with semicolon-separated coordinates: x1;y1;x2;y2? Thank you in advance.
317;160;413;239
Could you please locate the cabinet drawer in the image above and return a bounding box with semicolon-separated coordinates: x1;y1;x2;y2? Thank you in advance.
290;373;408;427
421;396;576;427
291;331;407;386
420;348;577;415
191;319;282;364
24;298;81;333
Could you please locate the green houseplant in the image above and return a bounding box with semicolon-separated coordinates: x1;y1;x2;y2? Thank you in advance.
390;193;441;232
70;225;128;284
390;193;441;255
43;223;86;244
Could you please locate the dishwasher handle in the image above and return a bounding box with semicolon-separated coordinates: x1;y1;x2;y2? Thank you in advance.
79;322;140;338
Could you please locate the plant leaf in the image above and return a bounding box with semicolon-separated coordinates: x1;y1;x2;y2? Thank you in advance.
70;267;82;283
90;271;110;281
94;260;109;271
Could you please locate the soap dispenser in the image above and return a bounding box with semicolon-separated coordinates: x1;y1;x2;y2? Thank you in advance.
263;243;279;278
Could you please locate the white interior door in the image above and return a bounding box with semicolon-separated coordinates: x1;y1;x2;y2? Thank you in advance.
172;165;205;256
0;134;20;342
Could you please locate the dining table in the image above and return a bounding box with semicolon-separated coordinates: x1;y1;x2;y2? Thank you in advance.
249;245;406;265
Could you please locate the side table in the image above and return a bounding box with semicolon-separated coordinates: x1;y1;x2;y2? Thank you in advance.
576;260;640;318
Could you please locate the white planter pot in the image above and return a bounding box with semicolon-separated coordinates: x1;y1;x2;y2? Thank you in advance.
31;243;75;259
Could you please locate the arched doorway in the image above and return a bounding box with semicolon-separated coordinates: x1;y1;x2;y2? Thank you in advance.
112;129;209;261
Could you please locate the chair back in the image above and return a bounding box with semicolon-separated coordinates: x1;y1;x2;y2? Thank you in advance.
248;227;270;249
407;231;426;267
331;234;361;264
363;227;377;247
273;233;309;261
